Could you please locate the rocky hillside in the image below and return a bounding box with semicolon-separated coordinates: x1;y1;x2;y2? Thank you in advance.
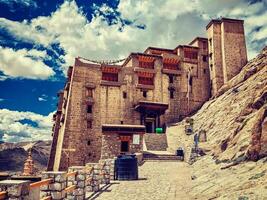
167;46;267;199
0;140;51;174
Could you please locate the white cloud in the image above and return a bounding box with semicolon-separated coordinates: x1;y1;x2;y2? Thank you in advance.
0;109;53;142
38;94;48;102
0;47;55;80
0;0;266;75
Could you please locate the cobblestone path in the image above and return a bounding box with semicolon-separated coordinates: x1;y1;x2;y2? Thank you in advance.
86;161;192;200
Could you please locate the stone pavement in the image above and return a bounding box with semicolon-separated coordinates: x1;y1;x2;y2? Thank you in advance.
86;161;192;200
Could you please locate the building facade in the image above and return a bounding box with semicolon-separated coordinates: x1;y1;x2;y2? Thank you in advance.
206;18;247;96
48;18;247;171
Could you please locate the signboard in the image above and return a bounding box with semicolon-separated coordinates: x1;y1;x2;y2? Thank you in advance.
133;134;140;145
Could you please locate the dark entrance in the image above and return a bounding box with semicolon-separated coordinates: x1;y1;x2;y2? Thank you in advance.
145;121;153;133
121;141;129;152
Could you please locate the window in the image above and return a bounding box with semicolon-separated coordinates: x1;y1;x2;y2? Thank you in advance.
87;120;92;128
209;38;212;46
87;140;91;145
184;51;198;59
170;90;174;99
143;91;147;98
139;61;154;69
86;88;93;97
203;41;207;49
123;92;127;99
203;69;207;74
138;77;153;85
189;77;193;86
210;64;213;71
169;75;174;84
102;72;118;82
121;121;124;124
163;63;179;70
87;105;92;113
202;55;207;62
209;53;213;59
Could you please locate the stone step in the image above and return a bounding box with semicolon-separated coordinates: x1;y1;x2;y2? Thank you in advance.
143;153;184;161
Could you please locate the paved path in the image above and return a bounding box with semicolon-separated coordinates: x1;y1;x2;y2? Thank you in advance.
86;161;192;200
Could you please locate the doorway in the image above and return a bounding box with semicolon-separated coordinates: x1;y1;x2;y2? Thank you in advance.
145;121;153;133
121;141;129;152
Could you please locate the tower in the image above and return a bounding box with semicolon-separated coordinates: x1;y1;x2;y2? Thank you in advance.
206;18;247;96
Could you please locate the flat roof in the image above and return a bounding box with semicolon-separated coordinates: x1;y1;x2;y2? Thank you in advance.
206;17;244;30
144;46;175;53
189;37;208;45
122;52;162;67
175;45;199;50
135;101;169;114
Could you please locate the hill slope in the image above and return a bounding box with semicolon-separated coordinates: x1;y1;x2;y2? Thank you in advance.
0;140;51;174
166;46;267;199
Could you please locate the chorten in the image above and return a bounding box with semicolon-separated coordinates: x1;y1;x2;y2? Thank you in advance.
22;149;35;176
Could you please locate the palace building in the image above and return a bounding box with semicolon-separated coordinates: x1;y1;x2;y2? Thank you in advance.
48;18;247;171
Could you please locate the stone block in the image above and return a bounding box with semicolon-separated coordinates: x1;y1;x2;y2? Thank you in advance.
73;188;85;195
85;186;93;192
49;182;65;191
77;174;85;181
0;180;30;197
77;181;85;188
51;191;66;199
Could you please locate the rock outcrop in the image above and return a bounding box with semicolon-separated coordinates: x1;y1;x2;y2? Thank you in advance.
166;46;267;199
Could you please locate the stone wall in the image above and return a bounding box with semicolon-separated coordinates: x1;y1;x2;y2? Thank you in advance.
144;134;168;151
101;133;143;159
207;18;247;96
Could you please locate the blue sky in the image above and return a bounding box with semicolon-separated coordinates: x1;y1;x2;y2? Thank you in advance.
0;0;266;142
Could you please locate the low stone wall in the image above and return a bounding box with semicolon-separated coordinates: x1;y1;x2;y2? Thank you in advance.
0;180;30;199
0;159;113;199
144;133;168;151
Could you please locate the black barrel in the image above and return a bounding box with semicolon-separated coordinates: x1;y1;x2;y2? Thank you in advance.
115;154;138;180
176;148;184;161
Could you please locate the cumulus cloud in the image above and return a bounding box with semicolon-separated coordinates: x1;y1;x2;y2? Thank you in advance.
0;109;53;142
0;47;55;80
0;0;266;74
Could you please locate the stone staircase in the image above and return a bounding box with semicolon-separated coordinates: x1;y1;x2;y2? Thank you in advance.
165;124;193;162
143;151;183;161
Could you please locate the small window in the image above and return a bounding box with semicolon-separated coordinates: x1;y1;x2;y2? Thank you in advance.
202;55;207;62
87;140;91;145
121;121;123;124
210;64;213;71
203;69;207;74
86;88;93;97
87;105;92;113
169;75;174;84
87;120;92;129
209;38;212;46
189;77;193;86
170;90;174;99
203;41;207;49
143;91;147;98
123;92;127;99
209;53;213;59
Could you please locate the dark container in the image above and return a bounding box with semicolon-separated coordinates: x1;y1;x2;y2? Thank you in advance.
176;148;184;161
115;154;138;180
